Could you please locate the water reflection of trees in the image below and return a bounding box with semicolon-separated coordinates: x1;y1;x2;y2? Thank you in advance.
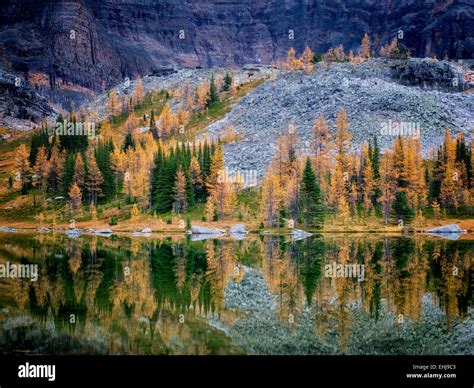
259;235;472;350
0;233;471;355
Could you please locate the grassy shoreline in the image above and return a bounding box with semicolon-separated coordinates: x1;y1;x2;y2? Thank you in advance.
1;218;472;236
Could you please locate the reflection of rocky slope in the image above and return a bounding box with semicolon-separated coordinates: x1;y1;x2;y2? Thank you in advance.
206;59;473;178
220;268;473;355
0;0;472;98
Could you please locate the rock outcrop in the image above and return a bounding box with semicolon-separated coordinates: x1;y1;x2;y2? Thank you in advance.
0;70;56;130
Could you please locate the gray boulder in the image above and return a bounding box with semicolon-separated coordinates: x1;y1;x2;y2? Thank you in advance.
229;224;248;234
426;224;466;240
229;224;249;240
291;229;313;241
427;224;464;233
66;229;81;238
0;226;17;233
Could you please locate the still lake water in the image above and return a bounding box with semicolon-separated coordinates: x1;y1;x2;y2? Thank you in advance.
0;232;472;355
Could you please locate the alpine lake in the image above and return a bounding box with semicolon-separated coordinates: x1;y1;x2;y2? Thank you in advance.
0;231;472;355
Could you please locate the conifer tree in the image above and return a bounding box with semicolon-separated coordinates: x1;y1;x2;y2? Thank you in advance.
261;173;283;227
223;73;233;91
107;90;120;116
61;153;75;196
150;109;159;139
299;158;324;228
196;81;210;109
379;150;396;224
33;146;49;192
47;143;65;193
440;128;462;210
73;153;86;190
301;46;315;73
205;197;216;222
130;203;140;222
206;143;224;198
330;107;351;216
14;143;31;194
122;132;136;152
369;137;381;210
29;127;50;166
153;151;178;212
85;154;104;204
95;140;116;201
206;143;226;218
174;167;187;213
392;191;415;224
208;76;219;106
68;182;82;215
189;155;203;201
359;33;370;59
361;144;375;215
184;168;195;209
131;75;145;108
312;115;331;195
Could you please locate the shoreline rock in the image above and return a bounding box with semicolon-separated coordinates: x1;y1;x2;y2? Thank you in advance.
66;229;81;238
229;224;249;240
426;224;465;233
425;224;466;241
0;226;17;233
291;229;313;241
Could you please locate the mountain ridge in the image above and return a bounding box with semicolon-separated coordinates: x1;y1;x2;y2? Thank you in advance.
0;0;472;100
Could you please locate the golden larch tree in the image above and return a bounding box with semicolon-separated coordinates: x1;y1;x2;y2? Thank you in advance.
68;182;82;215
33;146;49;192
174;167;187;213
359;33;370;59
14;143;31;192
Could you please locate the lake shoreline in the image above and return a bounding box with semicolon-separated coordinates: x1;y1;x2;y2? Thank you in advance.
0;224;473;238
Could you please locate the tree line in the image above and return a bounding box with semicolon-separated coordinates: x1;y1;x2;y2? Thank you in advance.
261;107;473;229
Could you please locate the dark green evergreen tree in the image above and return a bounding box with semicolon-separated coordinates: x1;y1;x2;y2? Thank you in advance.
150;110;159;140
61;154;75;196
298;158;324;228
58;114;88;153
29;126;50;166
122;132;135;152
391;191;415;224
223;73;233;91
184;168;195;210
208;76;219;106
95;140;116;201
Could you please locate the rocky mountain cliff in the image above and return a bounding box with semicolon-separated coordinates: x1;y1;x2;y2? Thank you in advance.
1;0;472;99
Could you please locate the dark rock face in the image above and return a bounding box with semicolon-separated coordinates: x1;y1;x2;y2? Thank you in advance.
0;0;472;96
0;70;55;130
390;58;471;91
